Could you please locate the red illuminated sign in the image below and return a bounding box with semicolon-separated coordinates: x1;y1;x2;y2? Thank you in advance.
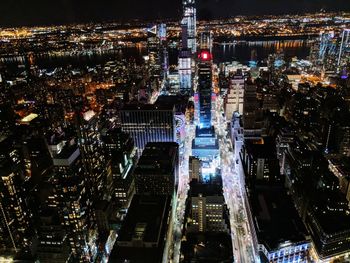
198;50;212;61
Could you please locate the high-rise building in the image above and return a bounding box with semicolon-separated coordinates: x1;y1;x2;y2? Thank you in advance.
337;29;350;71
51;139;90;261
0;136;31;254
224;72;245;121
102;128;136;208
78;110;109;200
197;50;213;128
182;0;197;53
158;24;169;80
243;81;263;139
147;25;161;78
134;142;179;196
199;30;213;52
120;104;176;156
192;50;219;164
178;49;192;94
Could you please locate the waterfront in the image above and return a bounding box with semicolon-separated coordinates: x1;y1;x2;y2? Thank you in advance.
0;39;312;71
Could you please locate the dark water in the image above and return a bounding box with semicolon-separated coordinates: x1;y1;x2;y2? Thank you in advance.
1;40;312;71
212;40;311;64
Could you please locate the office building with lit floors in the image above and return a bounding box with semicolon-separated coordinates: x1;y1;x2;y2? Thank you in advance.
51;139;90;261
102;128;137;208
178;48;192;95
0;136;31;256
192;50;219;176
120;104;176;156
134;142;179;196
182;0;197;54
186;182;230;233
78;110;109;200
147;25;161;78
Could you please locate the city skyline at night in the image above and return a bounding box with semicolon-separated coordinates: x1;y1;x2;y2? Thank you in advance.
1;1;350;263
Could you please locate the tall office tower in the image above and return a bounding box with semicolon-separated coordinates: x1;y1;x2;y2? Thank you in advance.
197;50;213;128
182;0;197;53
51;139;90;261
102;128;136;208
158;23;169;80
319;31;335;62
147;25;161;78
120;104;176;156
243;81;262;139
178;49;192;94
192;50;219;167
337;29;350;72
199;30;213;52
0;137;31;254
134;142;179;196
224;72;245;121
77;110;108;200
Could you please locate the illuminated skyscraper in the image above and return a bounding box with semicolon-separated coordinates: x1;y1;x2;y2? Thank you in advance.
0;137;30;254
102;128;136;208
197;50;213;128
182;0;197;53
199;30;213;52
178;49;192;94
51;139;90;261
147;25;161;78
337;29;350;71
192;50;219;164
120;104;176;156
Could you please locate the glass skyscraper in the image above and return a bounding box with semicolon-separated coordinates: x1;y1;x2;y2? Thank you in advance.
182;0;197;54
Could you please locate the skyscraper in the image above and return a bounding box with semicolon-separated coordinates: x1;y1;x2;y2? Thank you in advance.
337;29;350;71
182;0;197;54
0;136;30;254
147;25;161;78
197;50;213;129
134;142;179;196
51;140;90;261
224;72;245;121
199;30;213;52
178;49;192;94
192;50;219;166
120;104;176;156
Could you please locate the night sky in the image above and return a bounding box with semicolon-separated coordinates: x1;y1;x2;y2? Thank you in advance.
0;0;350;27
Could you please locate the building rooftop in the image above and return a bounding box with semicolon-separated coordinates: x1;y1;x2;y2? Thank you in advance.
109;195;171;263
250;185;308;251
135;142;178;175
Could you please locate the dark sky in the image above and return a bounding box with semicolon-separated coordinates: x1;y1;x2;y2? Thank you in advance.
0;0;350;27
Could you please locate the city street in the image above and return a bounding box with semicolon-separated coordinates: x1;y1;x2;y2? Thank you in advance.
213;95;256;263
